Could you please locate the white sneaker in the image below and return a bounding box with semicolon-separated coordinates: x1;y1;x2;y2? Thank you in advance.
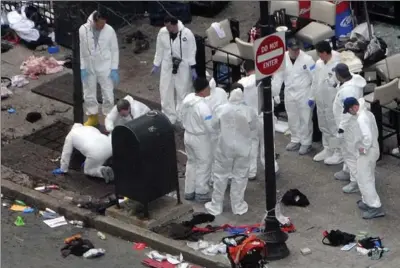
313;148;332;162
324;151;343;165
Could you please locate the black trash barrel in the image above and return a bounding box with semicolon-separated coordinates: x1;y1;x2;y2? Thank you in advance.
112;111;180;216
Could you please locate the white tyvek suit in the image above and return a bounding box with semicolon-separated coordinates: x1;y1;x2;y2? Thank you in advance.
238;74;259;178
355;98;382;208
7;7;40;42
79;11;119;115
60;124;112;178
311;51;341;160
272;50;315;146
205;89;257;215
105;95;151;132
204;78;228;180
154;20;197;124
333;75;366;182
181;93;214;196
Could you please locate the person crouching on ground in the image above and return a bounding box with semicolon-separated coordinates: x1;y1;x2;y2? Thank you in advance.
205;87;257;216
52;123;114;183
181;77;214;202
343;97;385;219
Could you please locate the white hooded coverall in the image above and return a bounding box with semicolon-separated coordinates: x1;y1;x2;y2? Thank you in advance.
181;93;214;196
79;11;119;115
272;50;315;146
355;98;381;208
205;89;257;215
60;124;113;179
238;73;259;178
105;95;151;132
311;51;341;154
333;74;366;182
154;20;197;124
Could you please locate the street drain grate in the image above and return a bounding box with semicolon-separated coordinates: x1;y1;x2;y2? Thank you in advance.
24;121;72;152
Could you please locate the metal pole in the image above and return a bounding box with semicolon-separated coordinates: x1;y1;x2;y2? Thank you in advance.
258;1;289;261
71;17;84;123
363;1;373;39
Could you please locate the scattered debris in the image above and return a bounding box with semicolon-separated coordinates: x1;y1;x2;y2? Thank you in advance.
1;86;13;99
47;45;59;54
20;55;65;79
281;189;310;207
26;112;42;123
45;107;70;116
61;237;94;258
133;242;147;250
11;75;29;87
50;156;61;163
43;216;68;228
40;210;59;219
83;248;106;259
65;234;82;244
35;184;59;193
69;220;84;228
97;231;106;240
14;216;25;226
301;247;312;255
146;251;183;264
15;200;26;206
341;243;357;251
7;108;15;114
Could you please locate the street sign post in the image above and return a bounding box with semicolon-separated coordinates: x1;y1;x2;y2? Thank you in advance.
253;31;286;80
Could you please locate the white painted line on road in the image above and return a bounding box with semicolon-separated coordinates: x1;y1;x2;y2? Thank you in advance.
177;149;187;156
257;48;284;63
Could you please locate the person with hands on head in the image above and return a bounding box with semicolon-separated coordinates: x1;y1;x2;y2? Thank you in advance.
151;15;197;126
180;77;214;203
79;10;119;127
343;97;385;220
272;38;315;155
331;63;366;194
310;41;342;165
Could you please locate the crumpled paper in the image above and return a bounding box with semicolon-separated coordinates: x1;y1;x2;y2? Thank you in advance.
201;243;226;256
11;75;29;88
187;240;210;251
146;250;184;265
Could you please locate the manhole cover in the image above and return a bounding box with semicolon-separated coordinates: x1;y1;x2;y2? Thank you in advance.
24;121;71;152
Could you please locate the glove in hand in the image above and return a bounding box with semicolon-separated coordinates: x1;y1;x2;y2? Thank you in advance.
110;69;120;84
151;65;160;75
81;69;88;82
191;68;198;80
307;99;315;108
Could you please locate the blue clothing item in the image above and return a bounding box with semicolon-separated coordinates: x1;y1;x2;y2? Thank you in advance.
52;168;66;175
191;68;197;80
81;69;88;82
307;99;315;108
110;69;119;84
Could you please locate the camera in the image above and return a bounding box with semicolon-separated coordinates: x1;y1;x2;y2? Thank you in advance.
172;57;182;74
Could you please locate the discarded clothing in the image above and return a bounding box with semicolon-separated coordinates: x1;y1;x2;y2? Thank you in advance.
281;189;310;207
322;230;355;247
11;75;29;88
20;56;64;79
61;238;94;257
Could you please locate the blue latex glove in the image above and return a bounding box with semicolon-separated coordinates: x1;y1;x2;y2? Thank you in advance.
191;68;198;80
81;69;88;82
307;99;315;108
151;65;160;75
81;162;85;168
110;69;120;84
52;168;66;175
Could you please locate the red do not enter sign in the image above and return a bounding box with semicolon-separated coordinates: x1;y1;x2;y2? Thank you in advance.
255;33;285;77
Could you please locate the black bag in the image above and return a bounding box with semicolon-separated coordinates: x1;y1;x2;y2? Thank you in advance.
322;230;355;247
281;189;310;207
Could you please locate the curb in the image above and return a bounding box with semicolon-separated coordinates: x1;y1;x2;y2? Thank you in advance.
1;179;230;268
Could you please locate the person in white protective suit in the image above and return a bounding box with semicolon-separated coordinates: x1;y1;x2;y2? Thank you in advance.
151;16;197;125
331;63;366;194
309;41;342;165
205;88;257;216
79;11;119;127
343;97;385;219
181;77;214;202
272;39;315;155
105;95;150;132
204;74;228;185
52;123;114;183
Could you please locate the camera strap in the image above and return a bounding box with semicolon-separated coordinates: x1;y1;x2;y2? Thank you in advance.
170;30;182;59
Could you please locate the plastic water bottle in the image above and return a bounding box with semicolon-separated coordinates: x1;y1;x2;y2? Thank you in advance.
83;248;106;258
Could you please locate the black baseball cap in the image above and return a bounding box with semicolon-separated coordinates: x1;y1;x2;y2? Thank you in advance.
343;97;359;114
334;63;351;79
287;38;300;50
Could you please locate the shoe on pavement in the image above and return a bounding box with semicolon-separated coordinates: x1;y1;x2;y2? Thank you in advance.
101;167;114;184
343;181;359;194
286;142;300;151
313;148;332;162
195;193;212;203
184;192;195;201
248;176;257;181
324;151;343;165
334;170;350;181
362;207;385;220
357;200;369;211
299;145;312;155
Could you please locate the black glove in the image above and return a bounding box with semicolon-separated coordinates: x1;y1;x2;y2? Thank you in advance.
338;128;344;134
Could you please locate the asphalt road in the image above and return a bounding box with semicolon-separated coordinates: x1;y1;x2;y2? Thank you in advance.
1;204;152;268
